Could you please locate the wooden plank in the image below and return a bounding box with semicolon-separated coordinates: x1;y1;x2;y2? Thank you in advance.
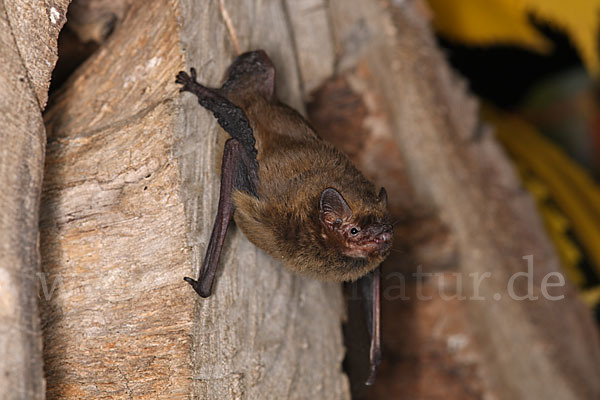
325;0;600;399
0;1;68;399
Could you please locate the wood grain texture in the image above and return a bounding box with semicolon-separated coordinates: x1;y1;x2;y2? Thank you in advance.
307;65;487;399
41;0;349;398
324;0;600;399
42;2;193;398
0;1;68;399
4;0;68;109
283;0;335;97
178;1;349;398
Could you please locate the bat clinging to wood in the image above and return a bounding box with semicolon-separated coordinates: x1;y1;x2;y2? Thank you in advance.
175;50;393;384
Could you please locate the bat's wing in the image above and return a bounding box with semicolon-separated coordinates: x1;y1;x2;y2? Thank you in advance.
183;138;253;297
176;68;259;174
176;69;259;297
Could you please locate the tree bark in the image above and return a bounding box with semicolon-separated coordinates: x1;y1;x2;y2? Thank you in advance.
0;1;67;399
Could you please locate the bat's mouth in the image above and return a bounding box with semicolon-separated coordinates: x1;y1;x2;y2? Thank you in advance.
343;229;393;258
366;234;393;255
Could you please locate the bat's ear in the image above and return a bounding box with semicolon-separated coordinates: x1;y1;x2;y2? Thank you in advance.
377;187;388;207
320;188;353;228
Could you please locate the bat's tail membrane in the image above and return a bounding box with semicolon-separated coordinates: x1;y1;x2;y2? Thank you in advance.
360;266;382;385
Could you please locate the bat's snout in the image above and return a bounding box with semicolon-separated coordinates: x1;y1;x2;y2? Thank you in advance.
373;224;393;244
376;231;392;244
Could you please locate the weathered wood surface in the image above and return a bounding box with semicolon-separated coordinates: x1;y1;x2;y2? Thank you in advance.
0;1;68;399
32;0;600;399
3;1;68;109
321;0;600;399
41;0;349;399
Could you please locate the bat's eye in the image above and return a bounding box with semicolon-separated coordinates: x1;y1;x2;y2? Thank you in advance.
350;227;359;236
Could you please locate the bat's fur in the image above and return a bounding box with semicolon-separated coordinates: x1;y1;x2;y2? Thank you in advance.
220;51;393;282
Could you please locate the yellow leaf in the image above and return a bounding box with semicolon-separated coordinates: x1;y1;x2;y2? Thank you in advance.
484;104;600;281
427;0;551;51
525;0;600;76
426;0;600;76
581;286;600;308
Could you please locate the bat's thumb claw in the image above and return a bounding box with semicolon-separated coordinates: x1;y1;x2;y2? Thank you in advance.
184;276;212;298
183;276;196;284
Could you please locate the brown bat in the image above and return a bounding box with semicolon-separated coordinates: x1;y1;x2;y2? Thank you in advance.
175;50;392;385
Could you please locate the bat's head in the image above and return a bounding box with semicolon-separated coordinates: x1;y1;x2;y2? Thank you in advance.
319;187;393;265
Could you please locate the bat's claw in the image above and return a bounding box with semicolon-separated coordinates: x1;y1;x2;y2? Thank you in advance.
175;71;189;84
184;276;212;298
175;68;200;93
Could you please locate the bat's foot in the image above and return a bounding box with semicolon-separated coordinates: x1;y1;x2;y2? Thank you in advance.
184;276;212;298
175;68;199;93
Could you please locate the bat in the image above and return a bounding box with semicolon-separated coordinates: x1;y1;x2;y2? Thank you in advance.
175;50;393;385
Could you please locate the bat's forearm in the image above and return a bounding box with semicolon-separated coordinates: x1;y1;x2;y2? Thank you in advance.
176;69;258;167
184;138;246;297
